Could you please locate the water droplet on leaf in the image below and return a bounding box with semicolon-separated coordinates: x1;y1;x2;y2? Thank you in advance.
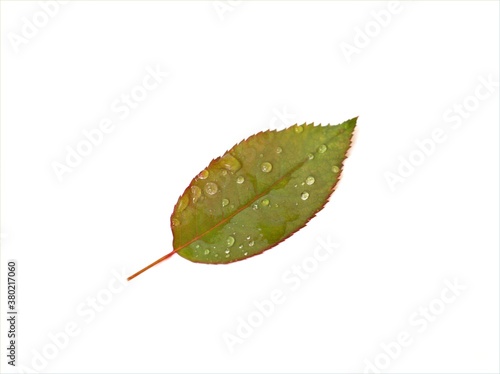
261;199;270;207
226;236;235;247
172;218;180;226
204;182;218;195
306;176;315;185
261;162;273;173
276;146;282;154
217;153;242;172
236;176;245;184
301;192;309;200
318;144;327;153
177;194;189;212
332;165;340;173
198;170;209;179
191;185;202;203
222;198;229;207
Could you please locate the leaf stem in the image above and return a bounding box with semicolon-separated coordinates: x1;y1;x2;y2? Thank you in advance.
127;251;177;281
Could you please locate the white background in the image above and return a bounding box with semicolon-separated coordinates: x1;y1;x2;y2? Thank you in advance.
1;1;499;373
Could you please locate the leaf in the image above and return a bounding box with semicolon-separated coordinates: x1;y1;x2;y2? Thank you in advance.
127;118;356;280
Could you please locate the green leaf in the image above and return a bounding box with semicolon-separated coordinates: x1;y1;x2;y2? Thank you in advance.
127;118;356;280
